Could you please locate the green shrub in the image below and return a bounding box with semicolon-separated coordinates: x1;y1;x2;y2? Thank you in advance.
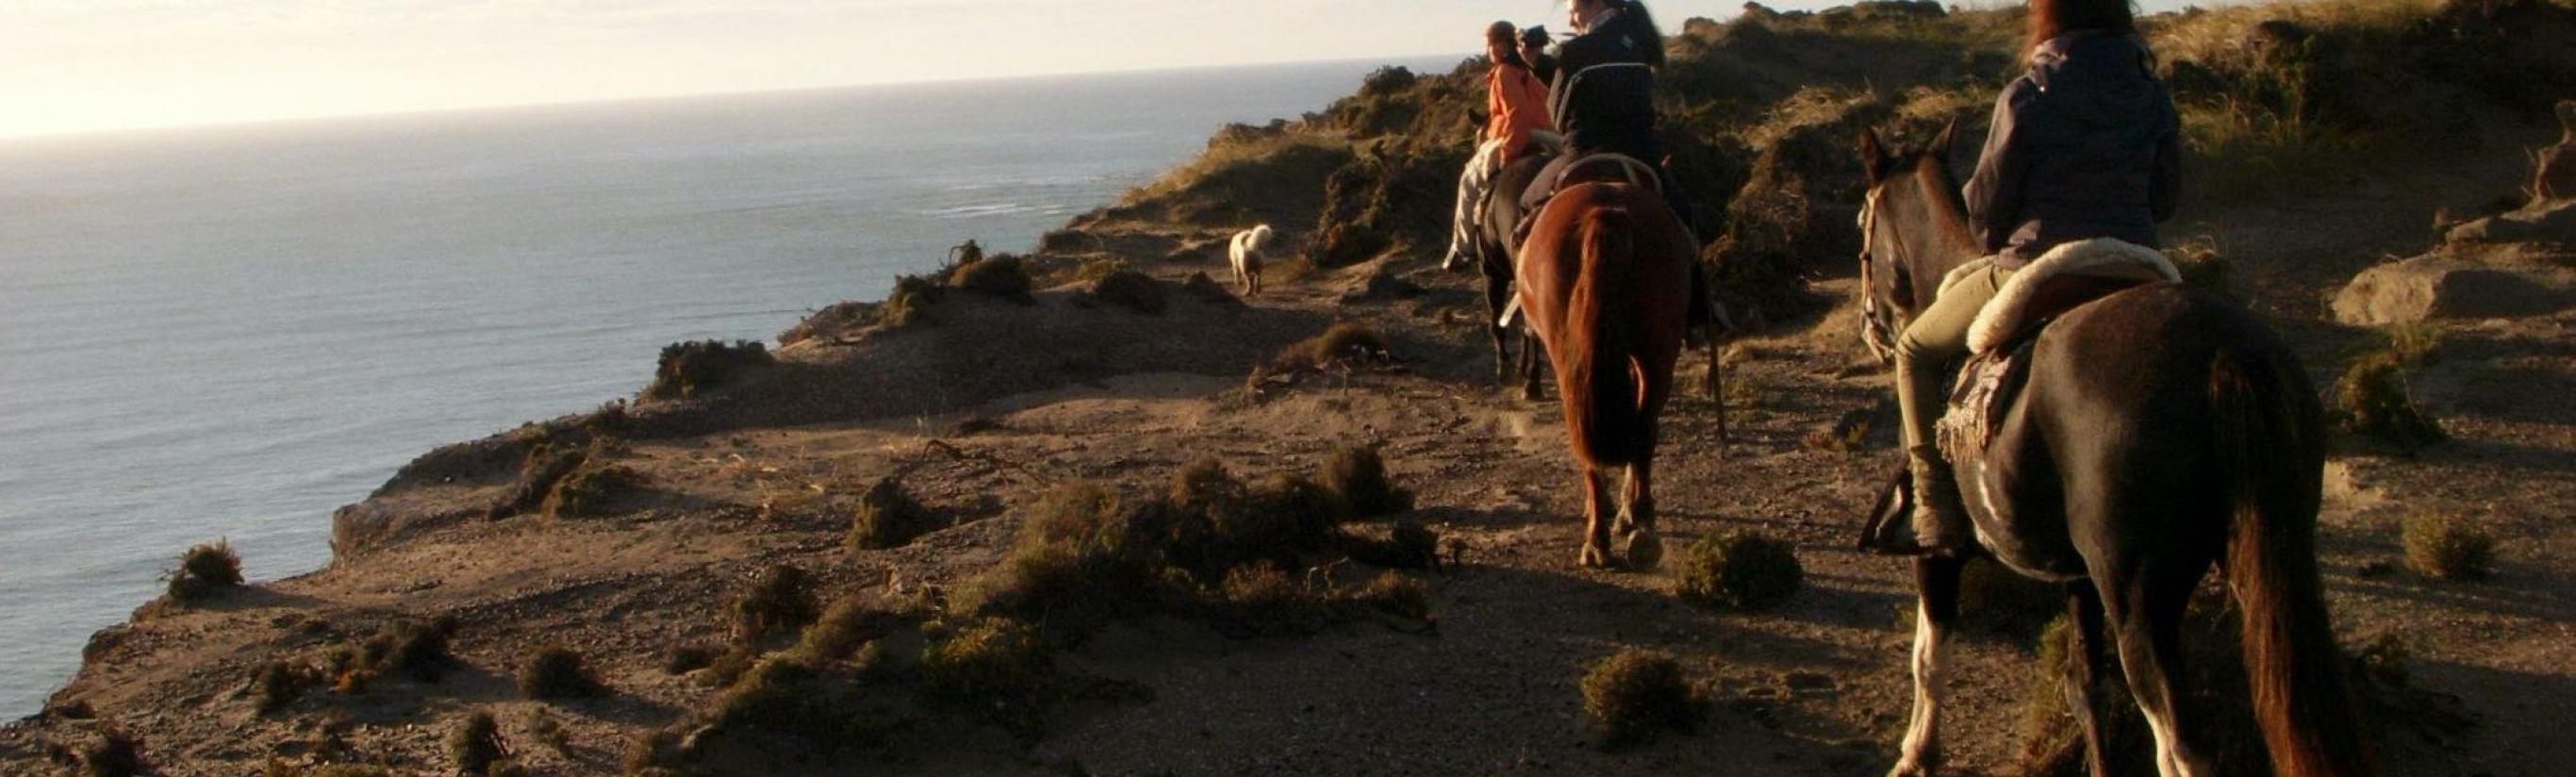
2333;350;2444;449
1087;269;1169;314
735;564;820;644
519;645;606;700
1675;531;1804;611
957;485;1175;628
849;476;943;551
949;255;1033;302
446;711;507;776
642;339;773;402
167;539;244;602
2403;513;2495;581
1322;445;1413;518
1580;648;1707;745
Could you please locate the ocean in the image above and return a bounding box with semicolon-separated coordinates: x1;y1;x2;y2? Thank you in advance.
0;56;1461;718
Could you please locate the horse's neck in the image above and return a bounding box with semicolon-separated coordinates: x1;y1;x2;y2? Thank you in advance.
1905;174;1982;304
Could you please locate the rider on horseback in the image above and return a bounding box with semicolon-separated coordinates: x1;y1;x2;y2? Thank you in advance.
1889;0;2181;556
1443;22;1560;272
1516;0;1714;326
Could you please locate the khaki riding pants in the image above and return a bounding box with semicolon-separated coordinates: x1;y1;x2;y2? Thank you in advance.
1445;138;1511;262
1895;257;2012;457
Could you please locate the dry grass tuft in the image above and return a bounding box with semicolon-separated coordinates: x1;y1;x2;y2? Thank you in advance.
1322;445;1414;518
167;539;244;603
620;728;684;776
252;660;310;715
519;645;607;700
919;617;1052;725
850;476;943;551
1675;530;1804;611
1580;648;1709;746
1340;570;1433;620
795;595;901;664
735;564;821;645
1085;269;1169;314
2332;350;2445;449
1275;322;1395;372
353;616;459;683
949;255;1034;302
2403;512;2495;581
77;729;151;777
543;460;645;519
641;339;773;402
879;273;948;327
445;711;507;776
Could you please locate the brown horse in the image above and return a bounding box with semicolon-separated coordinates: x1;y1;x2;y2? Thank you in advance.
1517;162;1694;569
1856;126;2370;777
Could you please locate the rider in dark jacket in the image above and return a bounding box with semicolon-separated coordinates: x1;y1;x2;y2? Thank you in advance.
1889;0;2181;556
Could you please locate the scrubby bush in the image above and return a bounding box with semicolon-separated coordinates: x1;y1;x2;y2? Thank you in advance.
1675;531;1804;610
642;339;773;402
1581;648;1708;745
1322;445;1414;518
2383;322;2442;367
735;564;820;644
949;255;1033;302
2168;240;2237;297
2403;513;2495;581
1360;65;1419;97
520;645;606;700
357;616;458;683
1339;521;1441;570
879;273;948;327
1218;562;1329;633
1086;269;1169;314
2333;350;2445;449
663;645;718;675
621;728;684;776
796;595;900;664
850;476;943;551
446;711;507;776
167;539;244;602
77;729;151;777
1274;322;1394;371
1340;570;1433;620
252;660;308;715
920;618;1051;724
544;462;645;519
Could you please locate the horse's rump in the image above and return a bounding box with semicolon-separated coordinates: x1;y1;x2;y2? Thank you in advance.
1519;183;1693;469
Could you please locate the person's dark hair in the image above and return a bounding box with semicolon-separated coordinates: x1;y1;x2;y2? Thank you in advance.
2027;0;2137;50
1521;25;1551;53
1486;21;1528;69
1603;0;1666;70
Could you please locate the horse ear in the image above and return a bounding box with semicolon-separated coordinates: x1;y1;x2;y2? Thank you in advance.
1858;128;1888;183
1930;119;1957;162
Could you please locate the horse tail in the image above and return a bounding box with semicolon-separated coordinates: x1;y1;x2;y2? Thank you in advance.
2211;350;2372;777
1567;206;1643;466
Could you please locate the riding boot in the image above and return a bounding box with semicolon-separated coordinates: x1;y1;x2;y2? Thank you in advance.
1907;444;1972;556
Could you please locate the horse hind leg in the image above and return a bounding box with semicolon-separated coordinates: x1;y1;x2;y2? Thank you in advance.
1577;465;1614;569
1519;324;1545;402
2063;583;2118;777
1890;555;1964;777
1617;458;1661;570
2098;564;2217;777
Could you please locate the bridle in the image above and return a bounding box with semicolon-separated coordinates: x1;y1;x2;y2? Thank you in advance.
1857;185;1904;365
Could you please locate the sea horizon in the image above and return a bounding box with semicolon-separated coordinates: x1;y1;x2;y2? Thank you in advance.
0;53;1461;717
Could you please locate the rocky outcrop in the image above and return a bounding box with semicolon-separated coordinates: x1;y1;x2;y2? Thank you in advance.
2331;253;2571;325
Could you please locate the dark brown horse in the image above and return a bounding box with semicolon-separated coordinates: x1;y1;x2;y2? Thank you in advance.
1857;126;2370;777
1517;162;1693;569
1476;151;1554;398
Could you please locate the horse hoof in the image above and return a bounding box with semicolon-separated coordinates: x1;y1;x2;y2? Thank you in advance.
1885;760;1935;777
1578;544;1610;569
1624;532;1663;570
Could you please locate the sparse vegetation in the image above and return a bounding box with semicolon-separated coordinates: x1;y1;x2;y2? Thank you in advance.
849;476;943;551
919;618;1052;723
879;273;947;327
1321;445;1414;518
641;339;774;402
2403;512;2496;580
735;564;820;645
1274;322;1394;371
76;730;151;777
949;255;1034;302
445;711;508;776
1580;648;1708;746
663;645;718;675
1675;530;1805;611
166;539;244;603
543;459;645;519
1340;570;1433;620
2333;349;2446;448
795;595;899;664
519;645;606;700
344;616;458;684
252;660;308;715
1085;269;1169;314
2383;322;2443;366
621;728;685;776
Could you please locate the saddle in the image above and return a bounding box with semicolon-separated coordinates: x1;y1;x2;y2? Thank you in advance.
1495;153;1667;329
1935;239;2181;462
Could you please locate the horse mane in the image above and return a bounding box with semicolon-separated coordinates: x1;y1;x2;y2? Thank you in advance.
1907;152;1979;255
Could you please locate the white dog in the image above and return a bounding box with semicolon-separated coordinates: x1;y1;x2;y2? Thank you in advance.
1229;223;1274;295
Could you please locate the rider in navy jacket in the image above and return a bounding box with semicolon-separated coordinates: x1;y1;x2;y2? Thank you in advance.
1964;29;2181;269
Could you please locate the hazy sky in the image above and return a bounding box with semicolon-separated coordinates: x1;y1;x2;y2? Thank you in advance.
4;0;2201;140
